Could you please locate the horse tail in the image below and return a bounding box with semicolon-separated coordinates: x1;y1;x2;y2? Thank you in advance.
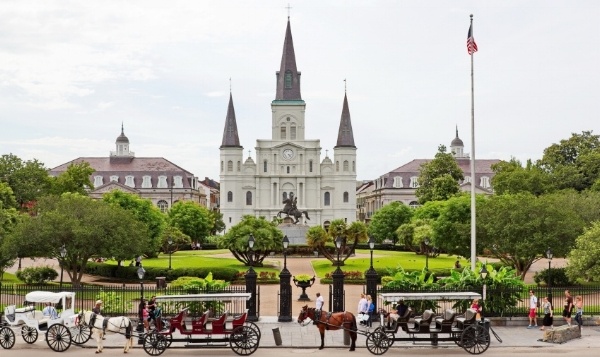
303;211;310;221
125;318;132;339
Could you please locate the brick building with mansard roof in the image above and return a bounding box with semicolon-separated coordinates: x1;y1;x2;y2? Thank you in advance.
49;125;206;211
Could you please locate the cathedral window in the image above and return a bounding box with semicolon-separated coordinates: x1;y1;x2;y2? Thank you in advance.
283;192;288;201
142;175;152;188
264;160;268;173
343;191;349;203
287;166;290;174
227;160;233;172
291;123;296;140
227;191;233;202
281;126;287;139
480;176;490;188
353;161;356;172
324;192;331;206
93;175;103;187
246;191;252;205
336;161;339;171
393;176;403;188
157;200;168;213
221;161;224;172
410;176;419;188
343;160;349;171
110;175;119;183
284;70;292;88
309;160;313;172
125;175;135;187
237;161;241;172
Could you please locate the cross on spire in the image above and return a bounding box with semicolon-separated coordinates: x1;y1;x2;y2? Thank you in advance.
325;149;329;157
286;3;292;18
344;78;347;92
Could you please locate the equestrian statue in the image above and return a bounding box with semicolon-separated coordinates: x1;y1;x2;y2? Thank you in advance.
277;193;310;224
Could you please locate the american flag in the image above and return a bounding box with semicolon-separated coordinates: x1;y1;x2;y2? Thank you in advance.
467;24;478;55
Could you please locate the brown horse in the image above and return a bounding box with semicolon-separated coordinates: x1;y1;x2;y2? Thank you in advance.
297;305;358;351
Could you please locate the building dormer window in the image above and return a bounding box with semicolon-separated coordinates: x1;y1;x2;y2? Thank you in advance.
93;175;103;187
409;201;420;209
464;176;472;184
480;176;490;188
410;177;419;188
393;176;403;188
142;176;152;188
173;176;183;188
110;175;119;183
284;70;292;88
125;176;135;187
157;176;168;188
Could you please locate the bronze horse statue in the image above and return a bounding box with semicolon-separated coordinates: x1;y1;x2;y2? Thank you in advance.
277;196;310;224
297;305;358;351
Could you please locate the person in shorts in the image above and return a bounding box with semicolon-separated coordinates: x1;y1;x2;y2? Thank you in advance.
562;289;574;326
527;290;538;328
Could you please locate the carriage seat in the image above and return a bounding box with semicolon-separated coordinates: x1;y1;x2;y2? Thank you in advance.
190;310;210;333
231;309;248;330
409;310;435;333
15;306;35;313
434;309;456;332
210;311;228;334
4;306;16;323
455;308;478;330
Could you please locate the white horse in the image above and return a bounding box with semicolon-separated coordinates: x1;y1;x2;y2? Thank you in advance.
77;310;134;354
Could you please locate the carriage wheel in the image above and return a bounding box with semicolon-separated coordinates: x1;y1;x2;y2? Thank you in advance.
143;331;168;356
0;327;16;349
230;325;259;356
244;321;262;341
164;333;173;348
46;324;72;352
70;325;92;345
366;329;390;355
374;327;395;347
21;325;38;344
461;324;490;355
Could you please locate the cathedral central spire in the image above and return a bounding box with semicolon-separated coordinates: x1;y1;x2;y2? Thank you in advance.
334;93;356;148
220;92;241;148
275;18;302;101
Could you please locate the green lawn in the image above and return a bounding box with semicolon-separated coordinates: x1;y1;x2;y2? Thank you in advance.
313;250;467;277
1;272;20;283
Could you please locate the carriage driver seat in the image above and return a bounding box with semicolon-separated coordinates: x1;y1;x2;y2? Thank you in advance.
4;306;16;323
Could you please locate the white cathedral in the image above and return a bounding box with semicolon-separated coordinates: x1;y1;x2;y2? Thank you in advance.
219;18;357;232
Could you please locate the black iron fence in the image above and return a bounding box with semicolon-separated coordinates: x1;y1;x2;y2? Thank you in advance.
0;283;259;319
376;284;600;317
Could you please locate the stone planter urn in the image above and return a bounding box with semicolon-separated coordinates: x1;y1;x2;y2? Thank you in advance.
293;275;316;301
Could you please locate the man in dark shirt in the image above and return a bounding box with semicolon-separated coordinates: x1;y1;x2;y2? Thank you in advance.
92;300;102;315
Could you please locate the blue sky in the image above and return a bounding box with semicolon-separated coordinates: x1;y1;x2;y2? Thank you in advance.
1;0;599;181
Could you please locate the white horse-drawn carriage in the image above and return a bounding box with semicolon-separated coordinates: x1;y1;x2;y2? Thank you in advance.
0;291;91;352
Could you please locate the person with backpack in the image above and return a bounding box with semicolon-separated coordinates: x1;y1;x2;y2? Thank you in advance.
366;295;375;327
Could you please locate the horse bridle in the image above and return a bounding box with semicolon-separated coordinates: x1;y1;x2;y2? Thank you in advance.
298;307;313;327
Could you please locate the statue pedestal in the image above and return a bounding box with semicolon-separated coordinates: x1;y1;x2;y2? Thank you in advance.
278;221;310;245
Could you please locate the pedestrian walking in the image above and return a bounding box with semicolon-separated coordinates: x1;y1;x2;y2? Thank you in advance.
527;290;538;329
540;296;553;330
574;296;584;329
357;293;368;325
563;289;574;326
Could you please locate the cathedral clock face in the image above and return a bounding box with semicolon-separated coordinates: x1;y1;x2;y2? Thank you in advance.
282;148;295;160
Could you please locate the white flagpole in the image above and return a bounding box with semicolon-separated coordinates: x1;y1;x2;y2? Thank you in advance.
469;14;477;272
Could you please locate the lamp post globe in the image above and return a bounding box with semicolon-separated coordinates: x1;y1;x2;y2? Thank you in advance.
480;264;488;302
59;245;67;289
546;248;553;303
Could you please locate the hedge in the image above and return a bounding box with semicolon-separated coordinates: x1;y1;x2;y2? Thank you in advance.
85;262;238;282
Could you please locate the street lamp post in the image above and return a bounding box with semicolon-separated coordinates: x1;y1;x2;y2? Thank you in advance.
365;236;379;309
167;237;173;270
136;266;146;343
546;248;553;304
59;245;67;289
332;236;345;312
424;238;430;271
480;265;488;323
245;234;258;322
278;235;292;322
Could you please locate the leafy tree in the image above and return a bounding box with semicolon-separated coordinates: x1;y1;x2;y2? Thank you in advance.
0;206;20;280
102;190;165;258
208;209;225;235
168;201;213;245
5;193;149;287
395;219;432;252
0;182;18;209
566;222;600;282
368;201;412;244
416;145;464;204
306;219;368;266
49;161;95;195
159;226;192;254
538;131;600;191
0;154;51;208
217;215;283;267
477;192;584;279
491;158;552;195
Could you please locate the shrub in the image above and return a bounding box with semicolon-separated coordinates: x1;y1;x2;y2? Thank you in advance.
96;290;131;314
85;262;238;282
15;266;58;284
533;267;573;286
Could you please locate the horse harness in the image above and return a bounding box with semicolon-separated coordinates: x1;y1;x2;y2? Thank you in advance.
312;309;352;330
88;312;110;335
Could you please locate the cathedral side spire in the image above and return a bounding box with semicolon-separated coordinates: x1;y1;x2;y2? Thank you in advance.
275;18;302;101
334;93;356;148
220;93;242;148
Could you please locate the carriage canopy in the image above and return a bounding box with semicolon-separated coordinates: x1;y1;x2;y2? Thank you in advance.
380;292;482;303
154;293;251;303
24;291;76;304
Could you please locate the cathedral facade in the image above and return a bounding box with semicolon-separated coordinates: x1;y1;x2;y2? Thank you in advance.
219;19;357;232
